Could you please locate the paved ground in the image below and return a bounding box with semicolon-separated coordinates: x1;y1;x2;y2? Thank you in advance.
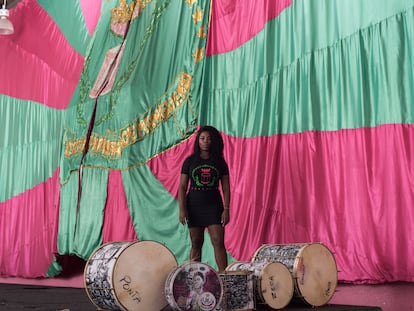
0;283;382;311
0;283;94;310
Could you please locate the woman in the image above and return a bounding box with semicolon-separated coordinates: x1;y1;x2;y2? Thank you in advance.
178;126;231;272
186;272;206;310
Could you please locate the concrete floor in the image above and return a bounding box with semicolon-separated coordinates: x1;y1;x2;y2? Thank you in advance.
329;282;414;311
1;270;413;311
3;279;406;311
0;282;383;311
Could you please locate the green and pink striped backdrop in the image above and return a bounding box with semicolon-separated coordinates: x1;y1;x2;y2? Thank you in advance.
0;0;413;284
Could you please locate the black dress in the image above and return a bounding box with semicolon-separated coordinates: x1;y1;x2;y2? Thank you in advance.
181;155;229;227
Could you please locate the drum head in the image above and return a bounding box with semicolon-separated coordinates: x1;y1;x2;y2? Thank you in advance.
293;244;337;307
258;262;294;309
113;240;177;311
165;262;223;311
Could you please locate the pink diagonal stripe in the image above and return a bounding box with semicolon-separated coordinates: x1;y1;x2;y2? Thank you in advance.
80;0;102;36
207;0;292;56
103;170;138;243
0;0;84;109
0;169;60;277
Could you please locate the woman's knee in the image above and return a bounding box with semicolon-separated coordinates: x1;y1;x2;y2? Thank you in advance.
190;230;204;248
211;237;225;249
208;225;224;247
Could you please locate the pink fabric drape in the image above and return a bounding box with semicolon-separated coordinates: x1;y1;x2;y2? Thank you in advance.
0;1;84;109
0;1;86;277
102;170;138;243
0;169;60;277
1;0;412;284
79;0;101;36
148;124;414;283
206;0;292;55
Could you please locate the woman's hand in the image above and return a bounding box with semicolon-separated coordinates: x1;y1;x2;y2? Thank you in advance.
178;174;189;225
221;209;230;227
179;209;188;225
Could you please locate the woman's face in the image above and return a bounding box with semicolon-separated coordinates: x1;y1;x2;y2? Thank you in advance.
198;131;212;151
193;274;204;289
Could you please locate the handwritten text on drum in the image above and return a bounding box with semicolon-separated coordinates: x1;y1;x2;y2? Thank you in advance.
267;275;278;300
119;275;142;304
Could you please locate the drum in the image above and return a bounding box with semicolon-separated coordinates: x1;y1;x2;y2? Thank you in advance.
165;262;223;311
216;270;255;311
252;243;337;307
226;261;293;310
84;240;178;311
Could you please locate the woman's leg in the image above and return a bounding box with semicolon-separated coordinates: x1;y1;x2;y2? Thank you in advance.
208;224;227;272
189;227;204;262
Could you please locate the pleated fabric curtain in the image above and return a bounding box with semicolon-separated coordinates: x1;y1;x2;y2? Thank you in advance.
1;0;414;284
58;0;213;266
149;0;414;283
197;0;414;283
0;0;89;277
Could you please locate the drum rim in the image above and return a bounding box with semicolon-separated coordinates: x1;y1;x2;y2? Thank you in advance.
293;243;338;306
224;261;239;271
164;265;182;310
220;269;252;276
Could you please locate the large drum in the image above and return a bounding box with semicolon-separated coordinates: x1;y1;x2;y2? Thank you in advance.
165;262;223;311
226;261;294;310
217;270;255;311
252;243;337;307
84;240;177;311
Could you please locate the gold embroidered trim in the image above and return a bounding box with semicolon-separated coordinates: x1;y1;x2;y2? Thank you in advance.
186;0;197;9
64;72;193;159
192;6;203;24
111;0;152;24
111;0;135;24
192;47;204;64
197;25;206;39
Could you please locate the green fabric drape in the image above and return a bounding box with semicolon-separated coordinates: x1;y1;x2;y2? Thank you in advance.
37;0;91;56
58;168;109;258
122;165;188;263
58;0;211;258
61;0;210;180
0;97;64;202
123;164;227;266
57;172;79;254
202;1;414;137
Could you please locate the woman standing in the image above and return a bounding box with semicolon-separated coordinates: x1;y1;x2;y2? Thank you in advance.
178;126;231;272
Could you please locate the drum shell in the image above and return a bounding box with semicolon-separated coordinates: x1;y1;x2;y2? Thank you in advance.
252;243;338;307
84;240;177;311
217;270;255;311
226;261;294;310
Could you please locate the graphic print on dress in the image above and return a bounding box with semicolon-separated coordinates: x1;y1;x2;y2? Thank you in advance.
192;165;219;187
